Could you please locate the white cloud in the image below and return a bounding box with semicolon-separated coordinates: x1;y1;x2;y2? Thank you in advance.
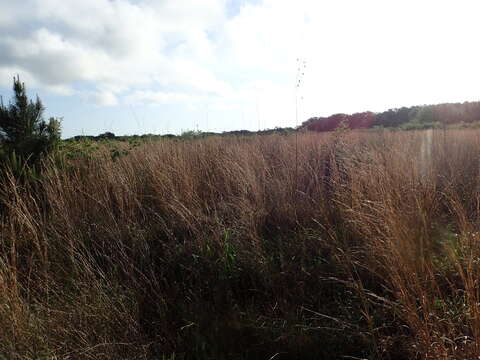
221;0;480;120
125;90;199;106
84;91;118;106
1;0;480;132
0;0;229;103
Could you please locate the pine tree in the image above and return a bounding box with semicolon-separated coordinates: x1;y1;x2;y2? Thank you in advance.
0;75;61;167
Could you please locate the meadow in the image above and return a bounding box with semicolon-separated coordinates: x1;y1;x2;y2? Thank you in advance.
1;128;480;359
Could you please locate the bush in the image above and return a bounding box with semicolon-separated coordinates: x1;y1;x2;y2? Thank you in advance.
98;131;116;140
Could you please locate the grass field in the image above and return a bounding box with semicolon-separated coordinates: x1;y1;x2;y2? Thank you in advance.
1;129;480;359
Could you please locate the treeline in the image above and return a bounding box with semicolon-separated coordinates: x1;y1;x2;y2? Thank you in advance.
69;132;176;142
67;127;296;142
301;101;480;132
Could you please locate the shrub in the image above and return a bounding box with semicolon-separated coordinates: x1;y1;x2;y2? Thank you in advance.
98;131;116;140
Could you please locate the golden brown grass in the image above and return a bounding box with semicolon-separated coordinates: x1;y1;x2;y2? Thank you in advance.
1;129;480;359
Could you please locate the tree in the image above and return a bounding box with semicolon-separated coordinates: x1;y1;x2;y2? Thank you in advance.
98;131;115;140
0;76;61;167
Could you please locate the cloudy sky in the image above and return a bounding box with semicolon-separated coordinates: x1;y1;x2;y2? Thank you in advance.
1;0;480;137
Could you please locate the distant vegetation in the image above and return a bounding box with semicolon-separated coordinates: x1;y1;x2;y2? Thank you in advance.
302;101;480;131
66;101;480;145
67;127;296;142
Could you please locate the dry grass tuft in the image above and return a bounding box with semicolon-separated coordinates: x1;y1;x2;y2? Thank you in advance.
2;129;480;359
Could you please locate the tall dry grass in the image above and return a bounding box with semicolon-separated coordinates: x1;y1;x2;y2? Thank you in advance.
1;129;480;359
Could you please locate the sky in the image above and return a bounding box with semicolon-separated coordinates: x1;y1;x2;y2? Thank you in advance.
1;0;480;138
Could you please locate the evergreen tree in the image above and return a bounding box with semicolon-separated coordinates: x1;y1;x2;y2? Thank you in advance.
0;75;61;167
